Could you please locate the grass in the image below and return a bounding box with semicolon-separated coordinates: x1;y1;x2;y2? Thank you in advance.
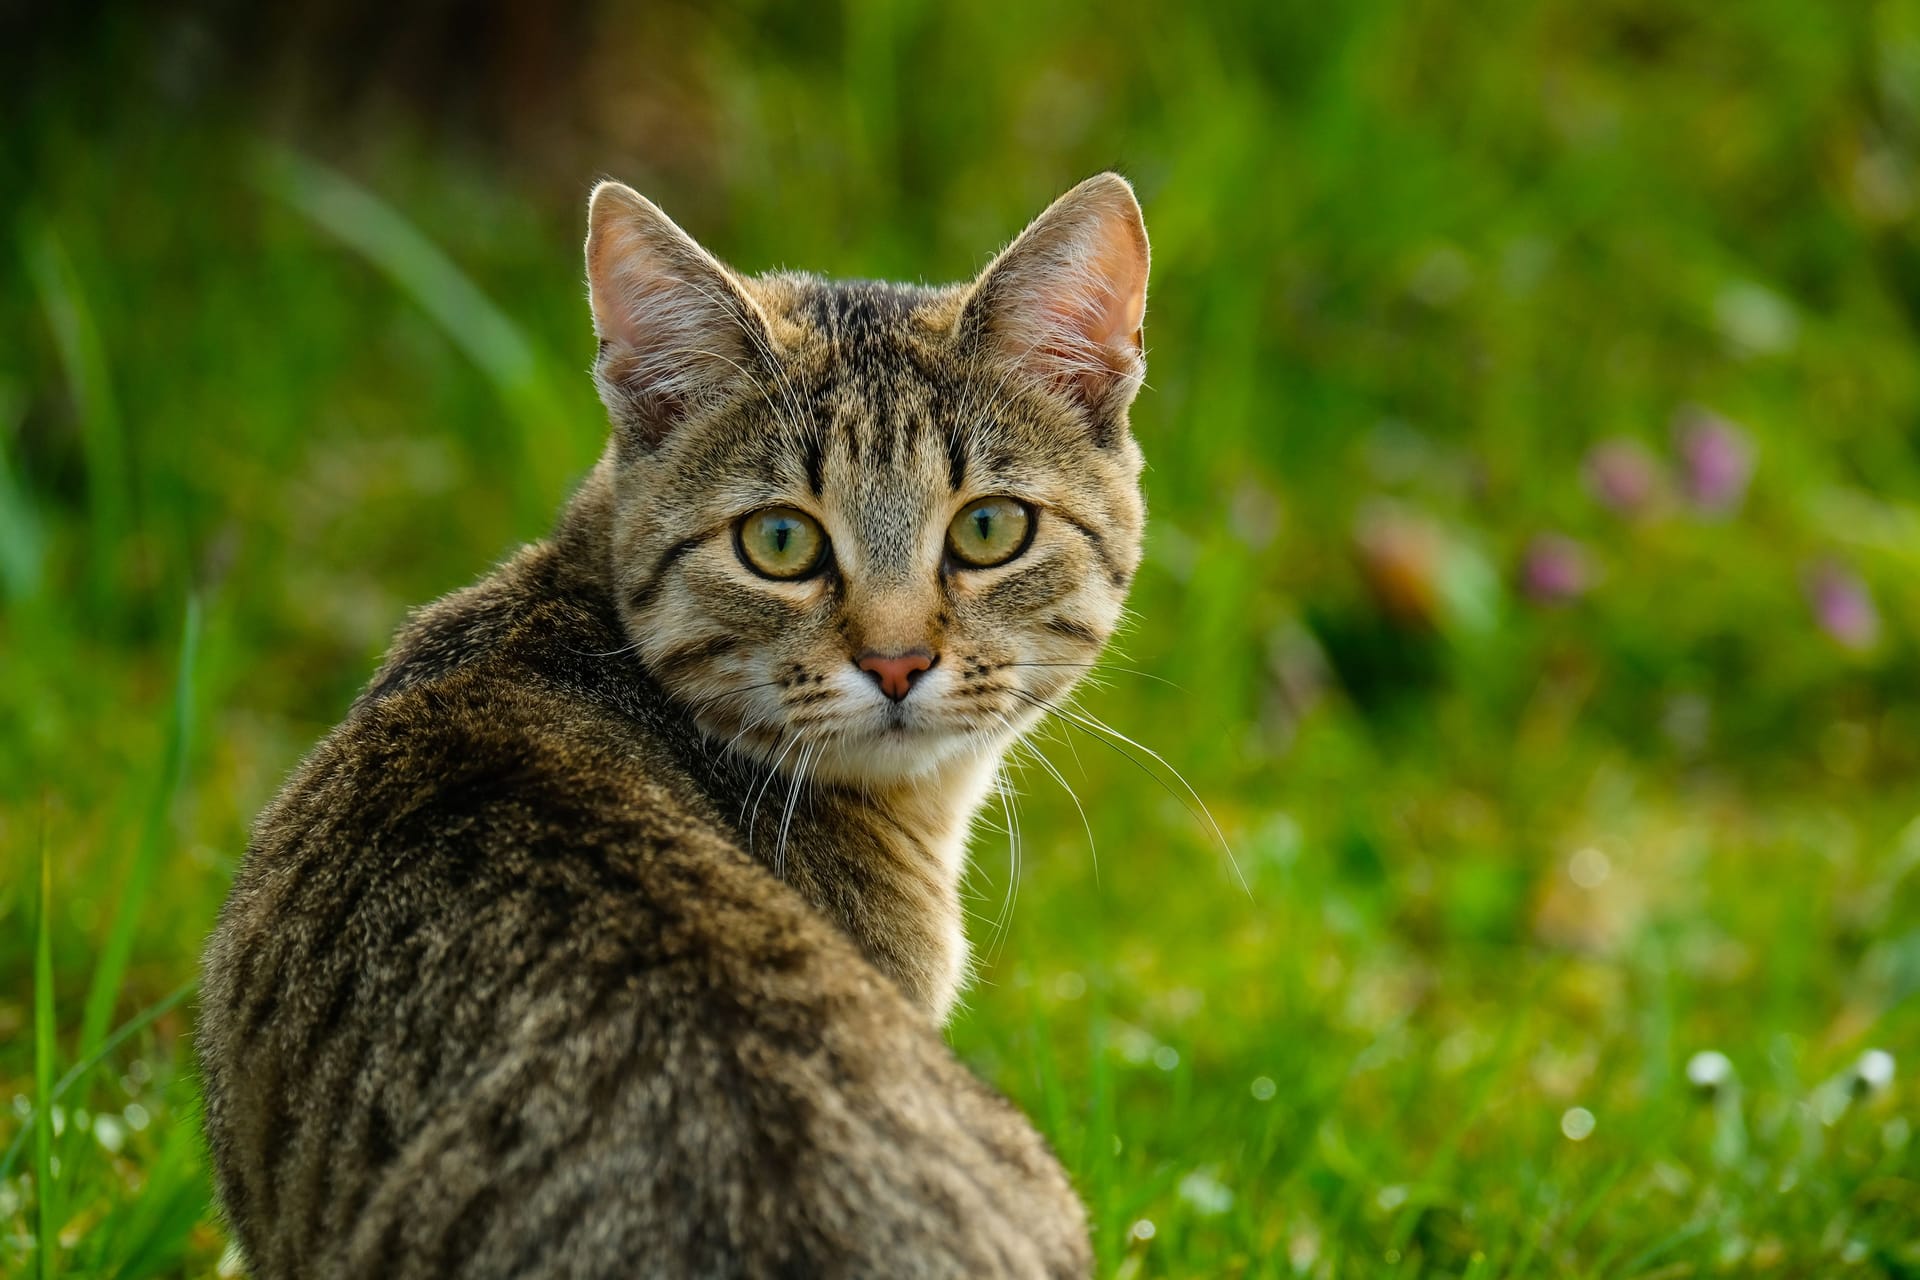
4;2;1920;1275
34;825;57;1280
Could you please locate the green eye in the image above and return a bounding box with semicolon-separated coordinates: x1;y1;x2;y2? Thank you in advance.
737;507;828;579
947;497;1034;568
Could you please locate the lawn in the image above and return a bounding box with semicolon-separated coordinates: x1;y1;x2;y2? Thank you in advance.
4;2;1919;1275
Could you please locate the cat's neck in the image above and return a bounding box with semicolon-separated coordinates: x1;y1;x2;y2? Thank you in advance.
875;752;1002;883
742;748;1001;1023
869;753;1002;1019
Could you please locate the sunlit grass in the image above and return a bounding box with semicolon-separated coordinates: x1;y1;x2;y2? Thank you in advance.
77;601;199;1066
34;827;57;1280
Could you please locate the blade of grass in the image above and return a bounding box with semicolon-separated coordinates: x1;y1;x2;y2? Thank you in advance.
22;216;129;610
1571;1158;1649;1279
0;380;46;601
1612;1219;1713;1276
34;813;59;1280
1386;965;1552;1256
0;980;196;1184
78;598;201;1062
88;1081;211;1280
250;144;580;525
1082;996;1120;1265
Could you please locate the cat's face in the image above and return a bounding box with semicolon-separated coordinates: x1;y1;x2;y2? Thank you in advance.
586;177;1149;785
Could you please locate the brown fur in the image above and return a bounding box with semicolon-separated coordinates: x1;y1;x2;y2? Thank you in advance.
199;174;1151;1277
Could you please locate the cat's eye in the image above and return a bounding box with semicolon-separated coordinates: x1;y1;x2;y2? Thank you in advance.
946;497;1034;569
737;507;828;580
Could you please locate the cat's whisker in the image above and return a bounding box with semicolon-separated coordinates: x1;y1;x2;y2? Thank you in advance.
721;719;772;761
805;723;849;826
1002;661;1185;691
983;765;1025;965
683;678;786;714
744;731;805;850
707;712;762;761
1020;708;1090;782
566;637;644;658
1003;767;1025;957
1005;687;1248;897
775;739;815;880
995;718;1099;890
716;694;791;759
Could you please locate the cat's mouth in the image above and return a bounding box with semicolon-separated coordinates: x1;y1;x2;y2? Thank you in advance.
740;697;1019;786
679;660;1051;785
860;700;956;749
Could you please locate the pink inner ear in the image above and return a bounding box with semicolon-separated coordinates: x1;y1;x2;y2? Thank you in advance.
1003;213;1148;407
587;213;752;415
1074;218;1149;352
589;224;674;354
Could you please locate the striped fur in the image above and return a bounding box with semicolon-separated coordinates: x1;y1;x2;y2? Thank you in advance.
200;174;1150;1278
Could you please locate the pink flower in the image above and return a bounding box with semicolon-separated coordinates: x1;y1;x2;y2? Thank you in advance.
1804;561;1880;651
1674;408;1754;515
1519;534;1592;605
1583;439;1662;516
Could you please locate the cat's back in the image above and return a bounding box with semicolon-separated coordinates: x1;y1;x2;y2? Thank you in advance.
199;541;1089;1279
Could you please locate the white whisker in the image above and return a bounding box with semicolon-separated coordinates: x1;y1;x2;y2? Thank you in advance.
775;740;814;880
1006;687;1247;897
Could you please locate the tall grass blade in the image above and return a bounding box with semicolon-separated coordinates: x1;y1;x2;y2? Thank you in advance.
77;599;201;1062
0;980;195;1184
88;1090;210;1280
33;817;59;1280
22;218;129;609
0;381;47;601
250;145;579;522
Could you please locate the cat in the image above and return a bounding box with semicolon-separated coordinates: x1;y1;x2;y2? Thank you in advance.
198;171;1150;1279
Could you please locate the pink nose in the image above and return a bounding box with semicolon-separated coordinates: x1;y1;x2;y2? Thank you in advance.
857;650;936;702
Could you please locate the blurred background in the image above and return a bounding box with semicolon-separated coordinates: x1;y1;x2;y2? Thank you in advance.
4;2;1920;1275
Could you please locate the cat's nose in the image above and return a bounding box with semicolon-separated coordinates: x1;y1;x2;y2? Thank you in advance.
856;650;936;702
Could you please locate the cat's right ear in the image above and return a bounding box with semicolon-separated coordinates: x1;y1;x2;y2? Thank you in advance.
585;182;772;450
957;173;1150;437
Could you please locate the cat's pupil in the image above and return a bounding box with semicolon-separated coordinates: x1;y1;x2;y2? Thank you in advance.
773;524;791;552
973;511;992;541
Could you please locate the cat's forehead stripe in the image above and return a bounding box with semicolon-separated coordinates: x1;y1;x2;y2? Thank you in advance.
779;279;974;502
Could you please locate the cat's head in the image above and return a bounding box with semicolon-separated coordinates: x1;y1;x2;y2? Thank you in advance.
584;175;1149;786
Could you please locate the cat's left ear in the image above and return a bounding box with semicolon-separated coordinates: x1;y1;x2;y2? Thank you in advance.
959;173;1150;432
585;181;773;450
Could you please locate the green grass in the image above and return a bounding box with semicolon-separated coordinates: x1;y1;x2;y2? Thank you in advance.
5;2;1920;1274
34;826;57;1280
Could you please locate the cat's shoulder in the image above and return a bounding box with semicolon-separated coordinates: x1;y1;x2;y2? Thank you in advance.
354;539;586;710
254;538;686;847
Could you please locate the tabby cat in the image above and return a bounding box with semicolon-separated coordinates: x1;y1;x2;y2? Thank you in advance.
199;172;1151;1278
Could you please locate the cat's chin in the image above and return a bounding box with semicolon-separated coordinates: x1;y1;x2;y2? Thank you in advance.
812;729;996;787
713;718;1021;790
